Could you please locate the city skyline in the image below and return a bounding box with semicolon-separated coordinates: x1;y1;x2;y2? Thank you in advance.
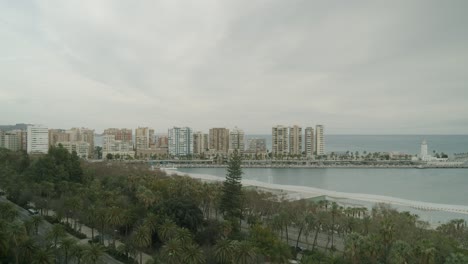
1;1;468;134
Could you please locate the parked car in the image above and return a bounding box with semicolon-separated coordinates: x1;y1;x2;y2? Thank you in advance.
27;208;39;215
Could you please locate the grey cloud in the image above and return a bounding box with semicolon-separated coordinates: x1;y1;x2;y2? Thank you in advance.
0;0;467;134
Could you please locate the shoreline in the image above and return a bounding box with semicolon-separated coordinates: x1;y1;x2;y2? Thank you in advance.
169;171;468;218
166;164;468;169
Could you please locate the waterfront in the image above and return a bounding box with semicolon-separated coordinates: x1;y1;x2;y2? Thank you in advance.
176;167;468;224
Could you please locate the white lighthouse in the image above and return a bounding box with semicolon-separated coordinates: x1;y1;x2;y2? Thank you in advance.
420;139;428;160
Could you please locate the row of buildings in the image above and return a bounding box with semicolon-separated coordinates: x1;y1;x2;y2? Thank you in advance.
1;124;325;160
272;125;324;157
0;125;94;158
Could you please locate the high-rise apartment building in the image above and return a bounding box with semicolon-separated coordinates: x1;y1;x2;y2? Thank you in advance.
272;125;289;156
27;125;49;154
155;135;169;148
102;134;134;158
247;138;267;153
49;129;70;147
209;128;230;154
1;132;20;151
66;128;94;157
135;127;155;150
289;125;302;156
315;125;325;155
304;127;315;158
1;130;27;151
103;128;132;142
193;131;208;155
58;141;90;158
168;127;193;156
229;127;245;154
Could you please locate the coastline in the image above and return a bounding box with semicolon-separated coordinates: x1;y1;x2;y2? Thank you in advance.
165;164;468;169
169;170;468;220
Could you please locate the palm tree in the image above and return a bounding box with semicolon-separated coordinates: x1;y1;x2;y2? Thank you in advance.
160;239;184;264
59;237;77;264
182;242;206;264
132;224;151;264
233;240;256;264
143;213;160;233
9;220;27;264
174;227;193;245
83;243;105;264
31;246;55;264
388;240;413;264
19;237;37;263
158;219;178;242
0;201;18;221
344;232;363;264
31;215;43;235
47;224;65;248
0;221;10;257
106;206;124;247
214;239;235;264
70;243;86;264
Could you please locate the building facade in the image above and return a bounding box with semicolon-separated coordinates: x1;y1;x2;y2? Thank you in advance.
289;125;302;156
1;132;20;151
49;129;70;147
102;134;135;159
168;127;193;156
272;125;289;156
304;127;315;158
135;127;155;150
193;131;208;155
315;125;325;155
209;128;230;154
57;141;90;158
27;125;49;154
66;128;95;158
103;128;133;142
229;127;245;155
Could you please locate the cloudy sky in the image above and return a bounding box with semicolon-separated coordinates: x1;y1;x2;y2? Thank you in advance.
1;1;467;134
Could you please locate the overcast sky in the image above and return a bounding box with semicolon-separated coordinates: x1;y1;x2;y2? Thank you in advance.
1;1;467;134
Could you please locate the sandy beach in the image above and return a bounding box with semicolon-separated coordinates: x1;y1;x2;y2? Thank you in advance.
171;170;468;216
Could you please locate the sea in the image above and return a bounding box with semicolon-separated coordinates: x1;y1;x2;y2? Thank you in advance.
95;134;468;223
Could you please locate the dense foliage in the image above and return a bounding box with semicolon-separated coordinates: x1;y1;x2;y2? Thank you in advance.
0;146;467;264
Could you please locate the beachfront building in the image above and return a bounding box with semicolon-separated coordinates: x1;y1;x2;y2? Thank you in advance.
0;131;21;151
315;125;325;156
229;127;245;155
155;135;168;148
27;125;49;154
57;141;90;158
168;127;193;157
103;128;133;142
67;127;95;158
209;128;230;154
245;138;267;159
193;131;208;156
135;127;155;150
48;129;70;147
102;134;135;159
289;125;302;156
272;125;289;157
304;127;315;158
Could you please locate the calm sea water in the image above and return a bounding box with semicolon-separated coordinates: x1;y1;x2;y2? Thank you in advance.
177;167;468;206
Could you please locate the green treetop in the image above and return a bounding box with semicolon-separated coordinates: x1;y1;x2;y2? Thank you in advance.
219;150;243;226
